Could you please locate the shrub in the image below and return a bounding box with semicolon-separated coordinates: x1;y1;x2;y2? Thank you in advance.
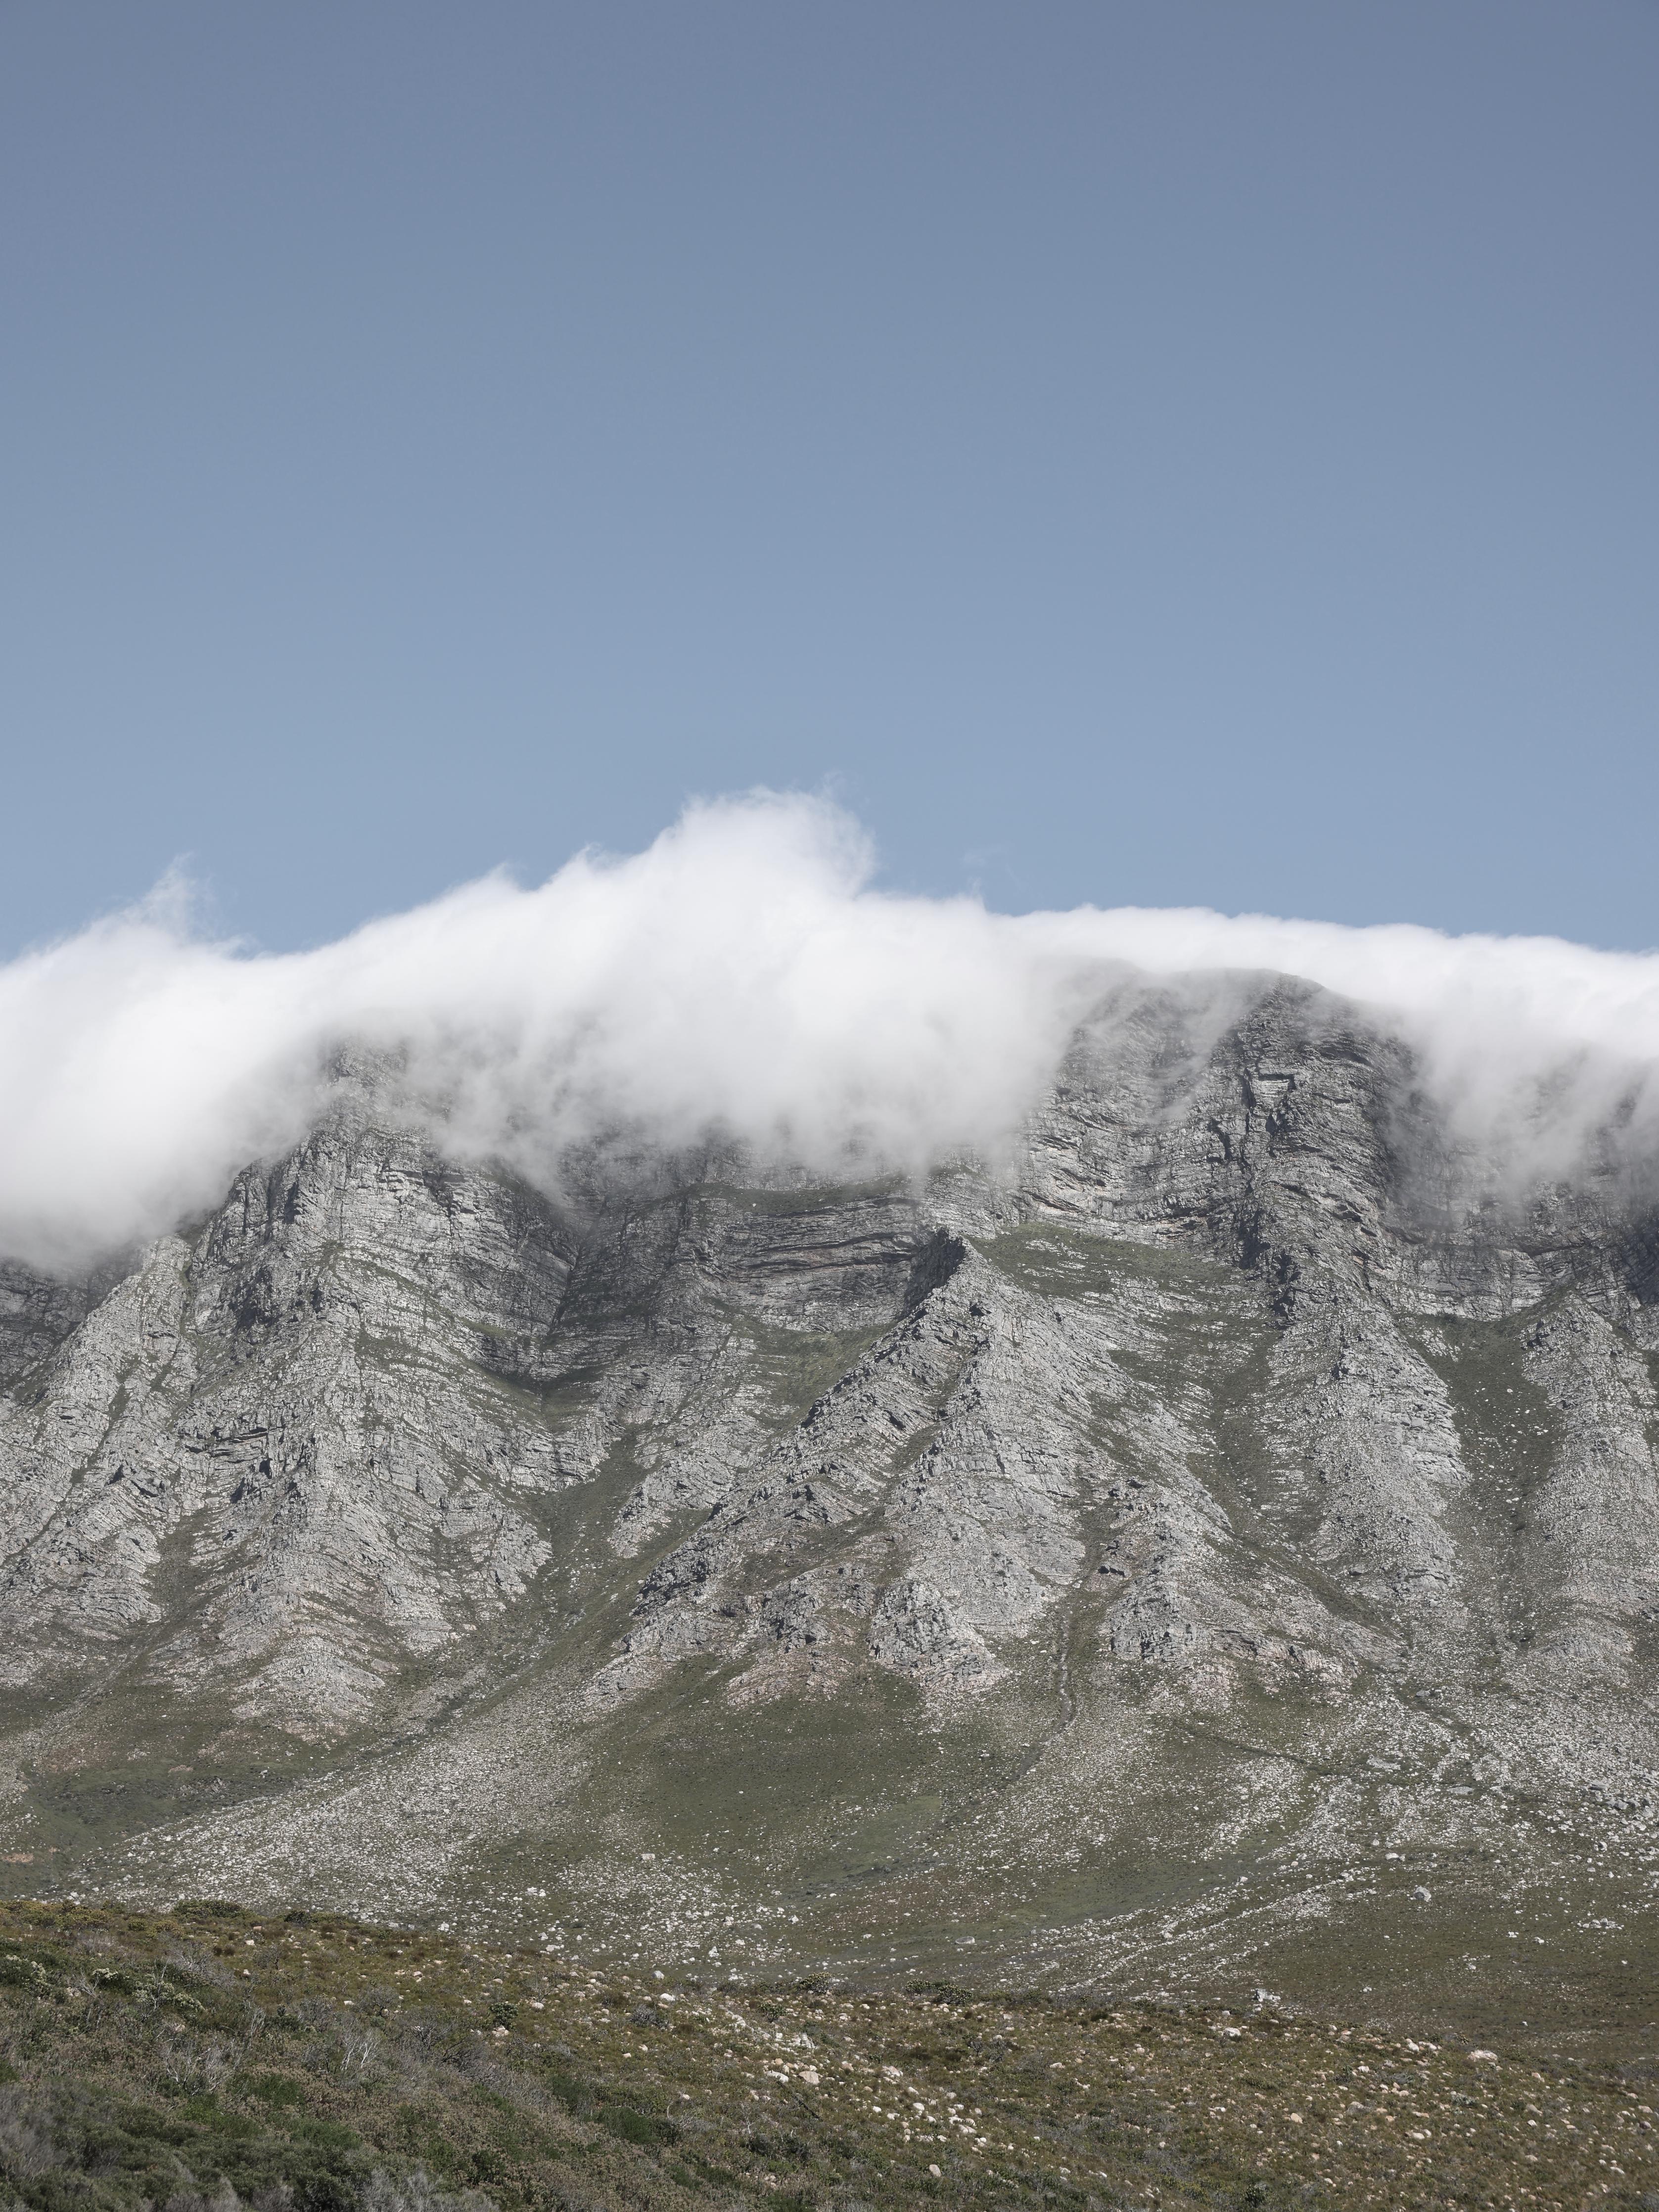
599;2106;678;2148
360;2169;491;2212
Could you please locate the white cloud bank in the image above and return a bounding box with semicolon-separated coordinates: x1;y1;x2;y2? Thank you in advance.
3;791;1659;1272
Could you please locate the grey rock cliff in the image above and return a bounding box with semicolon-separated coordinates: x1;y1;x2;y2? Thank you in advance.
3;978;1659;2030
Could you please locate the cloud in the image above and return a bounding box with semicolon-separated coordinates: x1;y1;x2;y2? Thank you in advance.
2;790;1658;1272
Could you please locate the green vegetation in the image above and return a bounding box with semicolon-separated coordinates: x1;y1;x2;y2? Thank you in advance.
1;1899;1656;2211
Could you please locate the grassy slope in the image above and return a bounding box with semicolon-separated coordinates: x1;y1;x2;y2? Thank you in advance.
2;1900;1658;2212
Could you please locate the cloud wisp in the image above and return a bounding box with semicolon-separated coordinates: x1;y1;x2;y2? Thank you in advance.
3;792;1659;1271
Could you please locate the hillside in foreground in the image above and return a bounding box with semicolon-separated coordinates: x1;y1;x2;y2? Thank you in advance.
3;1898;1657;2212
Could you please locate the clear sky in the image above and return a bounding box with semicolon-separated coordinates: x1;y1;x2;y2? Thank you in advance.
3;1;1656;956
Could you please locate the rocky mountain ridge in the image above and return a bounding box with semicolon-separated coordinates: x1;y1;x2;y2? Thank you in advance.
3;972;1659;2040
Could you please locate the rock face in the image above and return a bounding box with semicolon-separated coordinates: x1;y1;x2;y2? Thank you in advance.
4;977;1659;2030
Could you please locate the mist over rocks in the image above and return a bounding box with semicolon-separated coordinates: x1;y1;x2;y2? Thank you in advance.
4;932;1659;2026
4;791;1659;1274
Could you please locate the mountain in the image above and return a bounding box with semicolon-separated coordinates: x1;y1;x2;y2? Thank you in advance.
3;973;1659;2045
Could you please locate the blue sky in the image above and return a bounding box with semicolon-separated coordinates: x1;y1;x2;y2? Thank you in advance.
3;1;1656;955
